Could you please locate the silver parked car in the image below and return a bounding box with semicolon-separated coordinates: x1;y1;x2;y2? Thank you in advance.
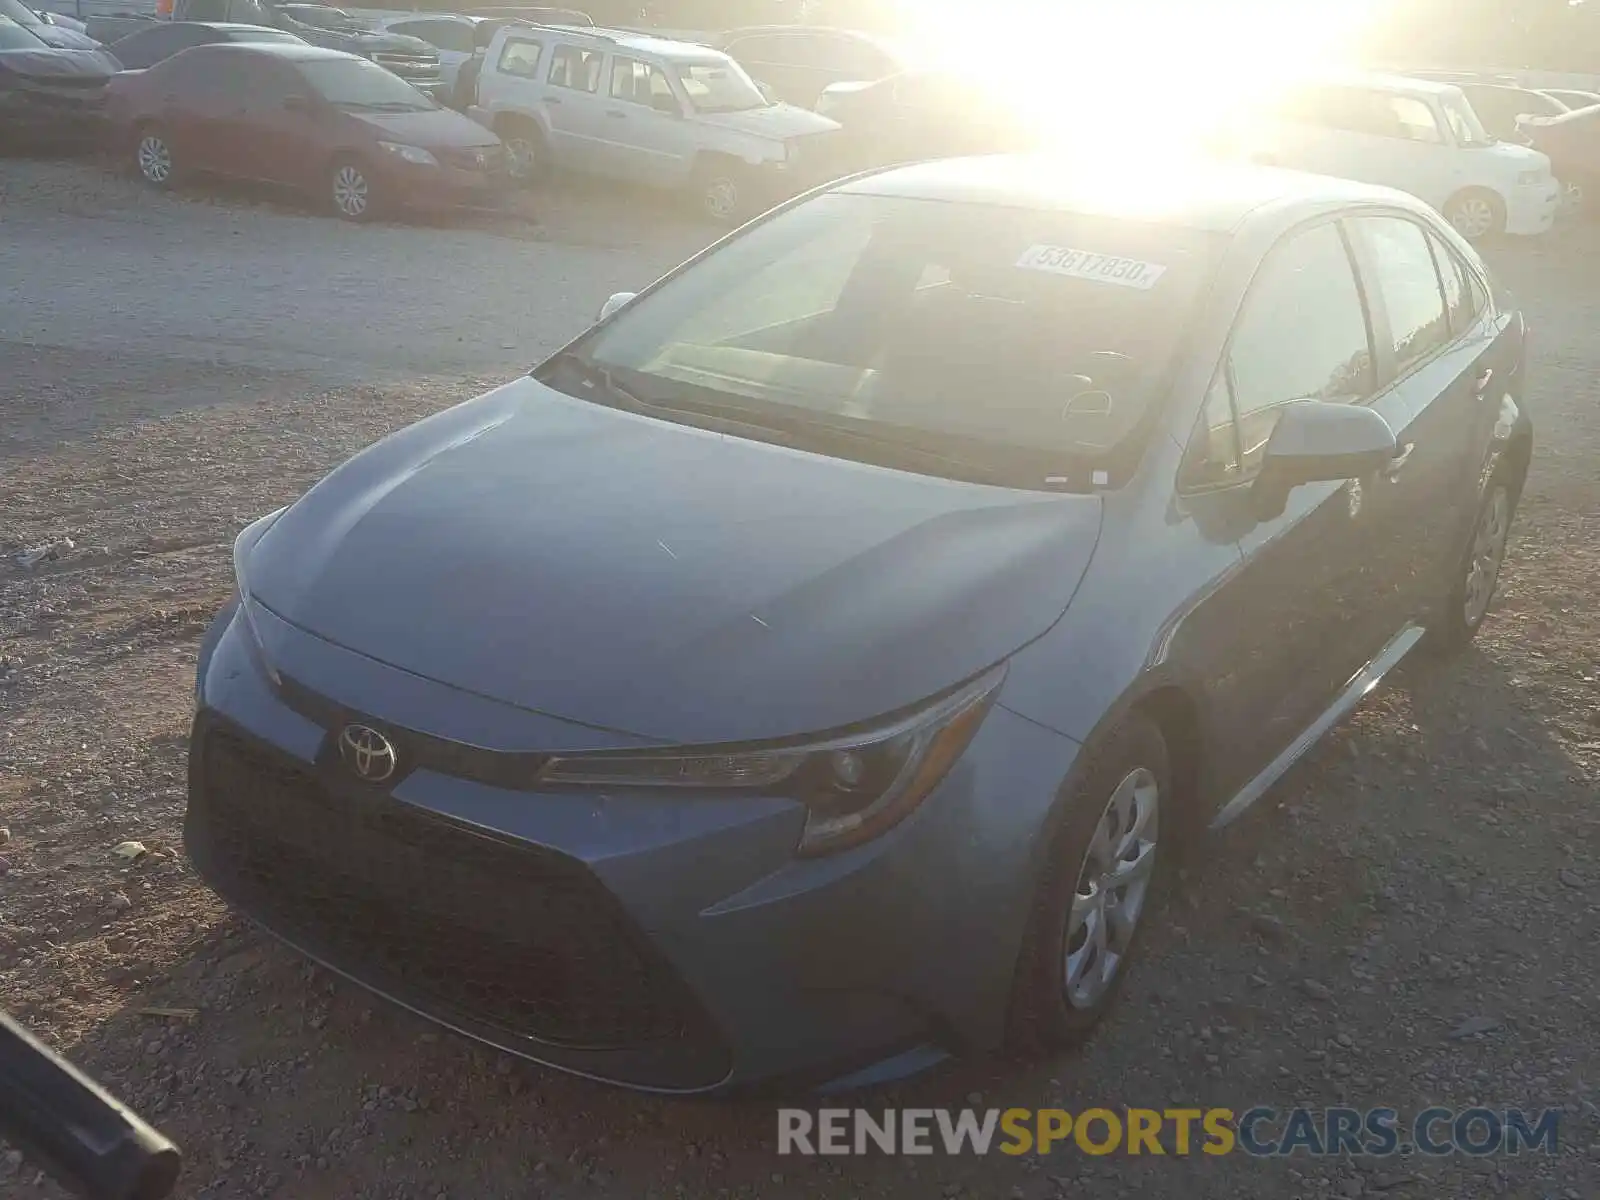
468;23;840;222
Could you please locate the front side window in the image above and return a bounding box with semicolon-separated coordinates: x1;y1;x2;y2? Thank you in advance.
547;43;600;92
548;192;1221;489
674;57;765;112
1351;216;1450;377
1226;221;1373;474
1383;95;1444;144
609;56;675;110
1439;93;1494;146
497;37;542;79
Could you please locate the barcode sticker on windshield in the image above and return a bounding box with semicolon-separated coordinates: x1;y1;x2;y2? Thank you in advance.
1015;245;1168;290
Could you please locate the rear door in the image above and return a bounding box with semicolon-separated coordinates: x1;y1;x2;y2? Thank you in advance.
542;41;608;171
1178;216;1390;789
219;56;306;188
154;50;238;173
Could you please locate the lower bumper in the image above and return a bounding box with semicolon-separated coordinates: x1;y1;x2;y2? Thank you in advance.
382;163;511;213
188;604;1080;1094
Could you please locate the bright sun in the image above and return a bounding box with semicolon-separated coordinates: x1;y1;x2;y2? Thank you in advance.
893;0;1383;159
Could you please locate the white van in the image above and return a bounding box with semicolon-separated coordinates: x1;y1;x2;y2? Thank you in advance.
1239;72;1560;241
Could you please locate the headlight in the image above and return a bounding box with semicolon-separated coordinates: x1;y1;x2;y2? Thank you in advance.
379;141;438;167
231;512;285;689
541;665;1005;855
1518;169;1546;185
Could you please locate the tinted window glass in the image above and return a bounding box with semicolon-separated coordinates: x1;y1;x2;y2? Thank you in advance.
497;36;541;78
547;43;600;92
724;35;780;61
297;56;436;109
1423;229;1485;335
160;47;240;100
676;58;765;112
411;20;474;53
108;24;204;66
1228;222;1372;471
0;13;44;47
570;192;1220;485
1354;216;1450;376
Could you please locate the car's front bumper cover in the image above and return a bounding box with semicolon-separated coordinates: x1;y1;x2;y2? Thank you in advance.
187;600;1081;1094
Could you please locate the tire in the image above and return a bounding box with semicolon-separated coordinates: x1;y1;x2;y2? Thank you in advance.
1442;188;1506;241
496;117;548;186
134;125;176;188
1008;713;1170;1054
1424;471;1520;653
328;157;378;223
693;159;748;225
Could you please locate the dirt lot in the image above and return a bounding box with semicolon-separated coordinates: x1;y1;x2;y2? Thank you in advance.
2;156;1598;1200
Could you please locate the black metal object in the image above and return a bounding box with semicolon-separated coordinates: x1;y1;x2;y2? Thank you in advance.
0;1010;180;1200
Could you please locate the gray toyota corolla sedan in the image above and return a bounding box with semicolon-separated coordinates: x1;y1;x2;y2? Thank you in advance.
188;155;1532;1095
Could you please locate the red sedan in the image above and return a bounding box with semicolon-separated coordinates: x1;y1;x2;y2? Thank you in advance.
106;42;507;220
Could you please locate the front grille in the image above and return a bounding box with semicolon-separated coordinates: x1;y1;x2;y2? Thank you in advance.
189;725;721;1057
373;53;441;77
439;145;504;172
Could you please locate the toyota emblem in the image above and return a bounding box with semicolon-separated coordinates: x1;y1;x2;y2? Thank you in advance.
338;724;397;783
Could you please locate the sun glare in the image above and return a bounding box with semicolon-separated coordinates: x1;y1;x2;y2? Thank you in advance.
895;0;1382;163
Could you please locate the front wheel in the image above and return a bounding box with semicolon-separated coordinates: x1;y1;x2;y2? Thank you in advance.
497;120;548;186
329;158;378;222
1443;188;1506;241
694;161;749;225
1008;714;1169;1053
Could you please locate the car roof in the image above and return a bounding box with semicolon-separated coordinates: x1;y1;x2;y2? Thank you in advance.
1310;70;1460;99
836;154;1432;234
555;27;723;59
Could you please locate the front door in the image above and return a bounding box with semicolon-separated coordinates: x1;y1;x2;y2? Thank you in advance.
1181;217;1392;793
597;55;696;186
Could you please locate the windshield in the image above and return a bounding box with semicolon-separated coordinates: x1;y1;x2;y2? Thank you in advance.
558;192;1219;488
296;57;437;109
673;57;765;112
1441;93;1494;146
0;0;43;27
0;12;44;45
283;5;364;30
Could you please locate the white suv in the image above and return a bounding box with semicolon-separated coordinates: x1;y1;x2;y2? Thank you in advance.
469;24;841;222
1236;72;1560;241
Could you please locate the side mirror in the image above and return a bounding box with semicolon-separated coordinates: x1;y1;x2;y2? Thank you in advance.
1252;400;1397;519
596;291;636;323
756;81;776;103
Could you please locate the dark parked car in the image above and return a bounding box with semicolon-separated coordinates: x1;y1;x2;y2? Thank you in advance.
187;155;1531;1095
1520;102;1600;214
0;17;115;146
716;24;905;108
104;20;301;69
0;0;101;48
107;42;506;219
1455;81;1567;140
813;68;1035;174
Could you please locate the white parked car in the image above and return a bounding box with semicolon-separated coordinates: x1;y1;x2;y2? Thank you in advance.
374;12;481;91
467;23;840;222
1234;73;1561;241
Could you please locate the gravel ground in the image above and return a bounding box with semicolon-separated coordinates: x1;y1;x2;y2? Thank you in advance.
1;155;1597;1200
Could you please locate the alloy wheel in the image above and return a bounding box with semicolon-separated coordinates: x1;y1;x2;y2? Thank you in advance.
1463;485;1511;627
703;176;739;222
1449;195;1497;240
137;134;172;185
1064;767;1160;1010
332;164;369;219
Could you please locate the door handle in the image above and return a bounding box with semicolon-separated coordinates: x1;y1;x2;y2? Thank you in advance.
546;96;562;105
1474;367;1494;394
1385;441;1415;482
606;109;626;119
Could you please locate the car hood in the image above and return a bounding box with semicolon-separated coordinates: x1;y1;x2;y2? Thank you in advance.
331;28;432;52
348;106;498;148
0;46;114;78
246;377;1103;745
695;102;839;139
29;23;102;49
1473;138;1552;174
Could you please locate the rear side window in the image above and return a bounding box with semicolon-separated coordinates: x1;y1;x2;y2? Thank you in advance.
1225;221;1374;473
1350;216;1451;377
110;23;205;66
497;36;542;78
547;43;600;92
